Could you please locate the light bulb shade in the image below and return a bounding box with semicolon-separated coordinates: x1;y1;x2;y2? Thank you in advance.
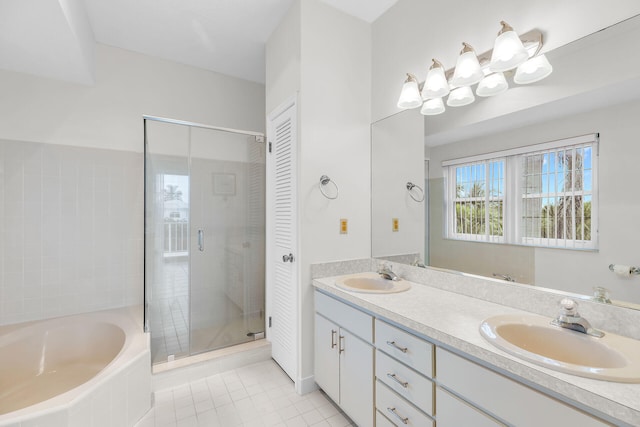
397;73;423;109
489;29;529;72
514;54;553;84
451;47;484;87
421;60;450;99
421;98;445;115
476;72;508;97
447;86;475;107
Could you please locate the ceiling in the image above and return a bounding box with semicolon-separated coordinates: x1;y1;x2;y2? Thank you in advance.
0;0;398;85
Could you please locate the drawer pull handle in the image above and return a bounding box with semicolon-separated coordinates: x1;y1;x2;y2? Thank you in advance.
339;335;345;354
387;407;409;425
386;340;408;353
331;329;337;349
387;373;409;388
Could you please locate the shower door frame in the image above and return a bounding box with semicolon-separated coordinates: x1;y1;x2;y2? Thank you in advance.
143;115;265;360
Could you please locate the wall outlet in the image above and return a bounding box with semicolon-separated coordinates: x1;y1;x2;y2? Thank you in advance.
340;218;348;234
392;218;399;232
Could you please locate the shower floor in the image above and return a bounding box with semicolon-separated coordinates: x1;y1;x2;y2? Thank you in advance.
150;260;263;365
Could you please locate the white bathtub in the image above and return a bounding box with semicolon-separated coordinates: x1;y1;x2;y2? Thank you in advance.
0;307;151;427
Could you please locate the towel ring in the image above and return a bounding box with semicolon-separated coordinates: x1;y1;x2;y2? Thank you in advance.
319;175;339;200
406;182;424;202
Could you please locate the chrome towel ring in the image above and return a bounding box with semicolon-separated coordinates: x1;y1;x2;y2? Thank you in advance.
319;175;339;199
406;181;424;202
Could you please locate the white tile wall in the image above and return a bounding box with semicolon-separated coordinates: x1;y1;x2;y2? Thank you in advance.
0;140;144;325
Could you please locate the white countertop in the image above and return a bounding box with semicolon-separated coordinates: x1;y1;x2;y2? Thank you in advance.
313;274;640;426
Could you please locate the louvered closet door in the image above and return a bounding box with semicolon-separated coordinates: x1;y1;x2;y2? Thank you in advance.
266;97;298;382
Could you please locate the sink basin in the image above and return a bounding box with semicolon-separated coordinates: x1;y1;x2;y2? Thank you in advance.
335;273;411;294
480;314;640;382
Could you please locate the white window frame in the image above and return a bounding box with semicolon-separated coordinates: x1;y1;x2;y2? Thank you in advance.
443;134;599;250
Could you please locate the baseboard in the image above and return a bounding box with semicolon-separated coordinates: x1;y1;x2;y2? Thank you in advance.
296;373;319;395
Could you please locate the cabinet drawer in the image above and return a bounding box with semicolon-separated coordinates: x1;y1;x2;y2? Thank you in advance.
375;410;396;427
436;387;504;427
436;348;611;427
376;350;433;415
315;291;373;342
376;380;434;427
375;319;433;377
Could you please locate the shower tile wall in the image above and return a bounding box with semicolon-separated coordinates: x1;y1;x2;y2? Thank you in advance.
0;139;143;325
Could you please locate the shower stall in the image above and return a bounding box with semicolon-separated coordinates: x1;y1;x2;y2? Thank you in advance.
144;116;266;364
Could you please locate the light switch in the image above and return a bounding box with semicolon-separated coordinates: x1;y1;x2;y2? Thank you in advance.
392;218;399;232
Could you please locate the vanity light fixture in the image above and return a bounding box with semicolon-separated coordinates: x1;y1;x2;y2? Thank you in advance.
514;53;553;84
421;97;446;115
446;86;475;107
398;20;552;116
421;59;450;99
476;72;509;97
451;43;484;87
396;73;423;109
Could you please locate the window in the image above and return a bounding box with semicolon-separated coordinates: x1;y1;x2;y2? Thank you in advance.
444;134;598;249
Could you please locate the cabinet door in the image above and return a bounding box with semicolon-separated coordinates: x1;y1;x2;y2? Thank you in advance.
340;328;374;427
314;314;339;403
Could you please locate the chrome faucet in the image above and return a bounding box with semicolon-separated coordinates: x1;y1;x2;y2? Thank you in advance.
492;273;515;282
551;298;604;338
378;263;400;281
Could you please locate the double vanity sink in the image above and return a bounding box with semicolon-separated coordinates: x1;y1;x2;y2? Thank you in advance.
335;272;640;384
480;313;640;383
335;272;411;294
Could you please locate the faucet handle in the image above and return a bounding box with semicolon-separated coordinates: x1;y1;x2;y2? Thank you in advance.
559;298;578;316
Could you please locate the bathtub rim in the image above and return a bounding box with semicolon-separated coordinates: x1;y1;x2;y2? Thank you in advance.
0;305;149;425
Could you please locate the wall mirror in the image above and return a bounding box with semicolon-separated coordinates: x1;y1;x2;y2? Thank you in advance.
372;14;640;308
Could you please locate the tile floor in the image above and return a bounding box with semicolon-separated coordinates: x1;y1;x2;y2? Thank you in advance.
135;360;355;427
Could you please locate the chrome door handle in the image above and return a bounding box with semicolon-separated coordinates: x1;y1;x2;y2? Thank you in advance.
386;340;408;353
198;229;204;251
387;373;409;388
331;329;337;349
339;335;345;354
282;253;294;263
387;407;409;425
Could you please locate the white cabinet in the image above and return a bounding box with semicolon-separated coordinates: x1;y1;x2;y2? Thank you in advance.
374;319;434;426
314;291;374;427
436;387;504;427
436;348;612;427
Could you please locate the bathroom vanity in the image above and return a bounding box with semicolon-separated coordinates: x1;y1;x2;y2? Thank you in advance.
312;265;640;426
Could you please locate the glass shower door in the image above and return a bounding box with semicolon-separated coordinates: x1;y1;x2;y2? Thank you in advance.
144;118;265;364
189;126;266;355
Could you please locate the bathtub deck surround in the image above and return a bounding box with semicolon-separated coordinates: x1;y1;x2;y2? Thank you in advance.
0;306;150;427
311;259;640;426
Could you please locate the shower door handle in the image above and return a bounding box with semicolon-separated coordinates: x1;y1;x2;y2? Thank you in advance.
198;229;204;251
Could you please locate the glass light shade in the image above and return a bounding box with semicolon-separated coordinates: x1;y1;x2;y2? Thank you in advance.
397;74;423;109
421;60;450;99
489;30;529;72
447;86;475;107
451;50;484;87
514;54;553;84
476;72;508;97
420;98;445;115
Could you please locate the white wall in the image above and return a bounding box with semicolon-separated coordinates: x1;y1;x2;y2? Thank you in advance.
0;44;265;152
266;0;371;391
372;0;640;122
0;44;265;325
